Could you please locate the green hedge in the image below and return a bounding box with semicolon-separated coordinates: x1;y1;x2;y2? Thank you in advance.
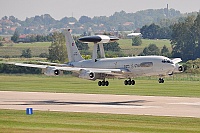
0;63;41;74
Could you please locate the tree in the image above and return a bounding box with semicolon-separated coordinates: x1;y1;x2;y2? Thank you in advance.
132;36;142;46
0;37;3;46
0;42;3;46
183;58;200;73
140;44;160;55
29;35;37;42
171;15;197;61
103;42;121;52
79;16;92;24
157;27;172;39
140;23;172;39
39;53;48;58
161;45;171;57
193;13;200;58
21;48;32;58
140;23;160;39
76;41;89;50
11;30;19;43
73;36;89;51
48;32;67;63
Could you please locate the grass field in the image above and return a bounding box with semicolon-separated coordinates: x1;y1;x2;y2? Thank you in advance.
118;39;171;55
1;39;171;57
1;39;198;133
0;109;200;133
0;74;199;97
0;42;51;57
0;74;199;132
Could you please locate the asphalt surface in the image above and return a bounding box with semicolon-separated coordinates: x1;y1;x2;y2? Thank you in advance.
1;91;200;118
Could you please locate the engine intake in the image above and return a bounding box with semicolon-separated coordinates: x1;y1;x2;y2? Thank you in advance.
174;64;184;73
54;69;60;75
44;66;61;76
79;69;96;80
178;66;184;72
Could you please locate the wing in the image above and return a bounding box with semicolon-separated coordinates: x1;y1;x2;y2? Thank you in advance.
37;61;66;66
12;62;129;78
14;63;48;69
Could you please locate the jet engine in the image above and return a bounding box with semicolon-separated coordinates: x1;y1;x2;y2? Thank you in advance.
178;66;184;72
79;69;96;80
174;64;184;73
44;66;61;76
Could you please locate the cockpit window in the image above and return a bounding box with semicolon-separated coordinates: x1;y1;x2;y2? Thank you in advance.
140;62;153;67
162;59;173;64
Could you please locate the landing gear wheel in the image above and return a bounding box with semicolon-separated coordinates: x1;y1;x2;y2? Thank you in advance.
101;81;105;86
98;80;109;86
124;79;135;86
158;78;164;83
128;80;132;85
124;80;128;85
105;81;109;86
98;81;102;86
131;80;135;85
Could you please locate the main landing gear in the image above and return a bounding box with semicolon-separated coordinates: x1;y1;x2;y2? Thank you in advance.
158;78;164;83
98;80;109;86
124;79;135;86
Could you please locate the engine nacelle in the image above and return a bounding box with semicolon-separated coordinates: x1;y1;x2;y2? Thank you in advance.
178;66;184;72
44;66;61;76
174;64;184;73
79;69;96;80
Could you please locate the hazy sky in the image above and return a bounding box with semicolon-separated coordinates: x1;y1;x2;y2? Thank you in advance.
1;0;200;20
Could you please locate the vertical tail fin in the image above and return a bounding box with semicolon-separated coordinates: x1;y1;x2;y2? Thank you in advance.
64;29;84;62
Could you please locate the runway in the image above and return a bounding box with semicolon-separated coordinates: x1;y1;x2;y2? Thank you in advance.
1;91;200;118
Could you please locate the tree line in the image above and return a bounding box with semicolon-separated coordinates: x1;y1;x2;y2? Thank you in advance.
11;30;53;43
171;13;200;61
0;63;41;74
1;9;183;35
8;12;200;63
140;23;171;39
136;13;200;61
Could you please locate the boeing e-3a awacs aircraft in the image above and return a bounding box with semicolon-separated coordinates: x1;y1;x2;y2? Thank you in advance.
14;29;183;86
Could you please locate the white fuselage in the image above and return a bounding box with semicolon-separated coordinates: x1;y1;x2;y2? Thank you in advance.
69;56;175;78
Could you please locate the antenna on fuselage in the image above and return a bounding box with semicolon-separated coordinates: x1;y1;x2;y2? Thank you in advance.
78;35;119;61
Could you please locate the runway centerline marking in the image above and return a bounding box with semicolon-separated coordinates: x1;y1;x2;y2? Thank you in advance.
72;104;160;109
168;102;200;106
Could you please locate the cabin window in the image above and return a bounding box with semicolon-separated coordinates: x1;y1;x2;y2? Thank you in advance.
140;62;153;67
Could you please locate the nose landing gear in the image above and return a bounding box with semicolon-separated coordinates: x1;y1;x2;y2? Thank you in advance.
158;78;164;83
